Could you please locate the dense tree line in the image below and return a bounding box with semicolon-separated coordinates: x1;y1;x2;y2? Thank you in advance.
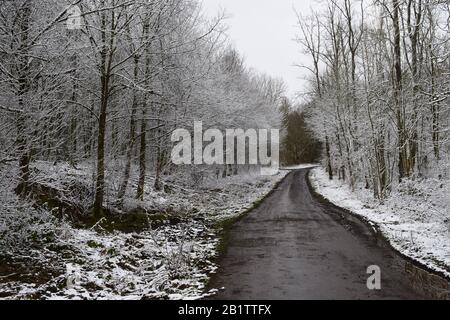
0;0;283;217
280;98;322;165
296;0;449;199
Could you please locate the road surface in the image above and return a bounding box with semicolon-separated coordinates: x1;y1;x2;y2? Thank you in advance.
208;169;426;300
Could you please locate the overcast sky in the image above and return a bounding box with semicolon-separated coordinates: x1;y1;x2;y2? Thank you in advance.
201;0;317;100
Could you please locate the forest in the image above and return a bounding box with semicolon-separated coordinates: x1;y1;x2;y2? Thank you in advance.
0;0;286;299
296;0;449;198
0;0;448;300
296;0;449;281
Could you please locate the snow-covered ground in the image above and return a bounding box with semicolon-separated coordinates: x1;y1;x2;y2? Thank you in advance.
0;162;288;300
281;164;319;170
309;167;450;279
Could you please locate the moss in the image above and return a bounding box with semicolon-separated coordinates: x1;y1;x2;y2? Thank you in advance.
87;240;104;249
106;248;118;256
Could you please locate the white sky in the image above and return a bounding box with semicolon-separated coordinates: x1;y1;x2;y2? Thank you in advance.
201;0;317;100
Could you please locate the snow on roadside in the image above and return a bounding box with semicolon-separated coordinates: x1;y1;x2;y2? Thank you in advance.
309;167;450;279
0;162;288;300
281;164;319;170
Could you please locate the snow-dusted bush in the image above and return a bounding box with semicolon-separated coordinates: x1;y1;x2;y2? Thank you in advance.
0;200;62;256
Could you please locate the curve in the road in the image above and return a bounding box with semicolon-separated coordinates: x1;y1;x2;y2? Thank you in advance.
207;169;448;300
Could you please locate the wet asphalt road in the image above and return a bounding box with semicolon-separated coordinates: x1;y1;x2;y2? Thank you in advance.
208;169;425;300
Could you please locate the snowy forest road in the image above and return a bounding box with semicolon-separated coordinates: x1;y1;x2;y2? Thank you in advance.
207;169;426;300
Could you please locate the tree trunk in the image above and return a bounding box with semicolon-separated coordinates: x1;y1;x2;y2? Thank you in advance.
117;56;140;206
136;21;151;201
136;115;147;201
392;0;408;181
15;2;32;195
93;5;113;218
